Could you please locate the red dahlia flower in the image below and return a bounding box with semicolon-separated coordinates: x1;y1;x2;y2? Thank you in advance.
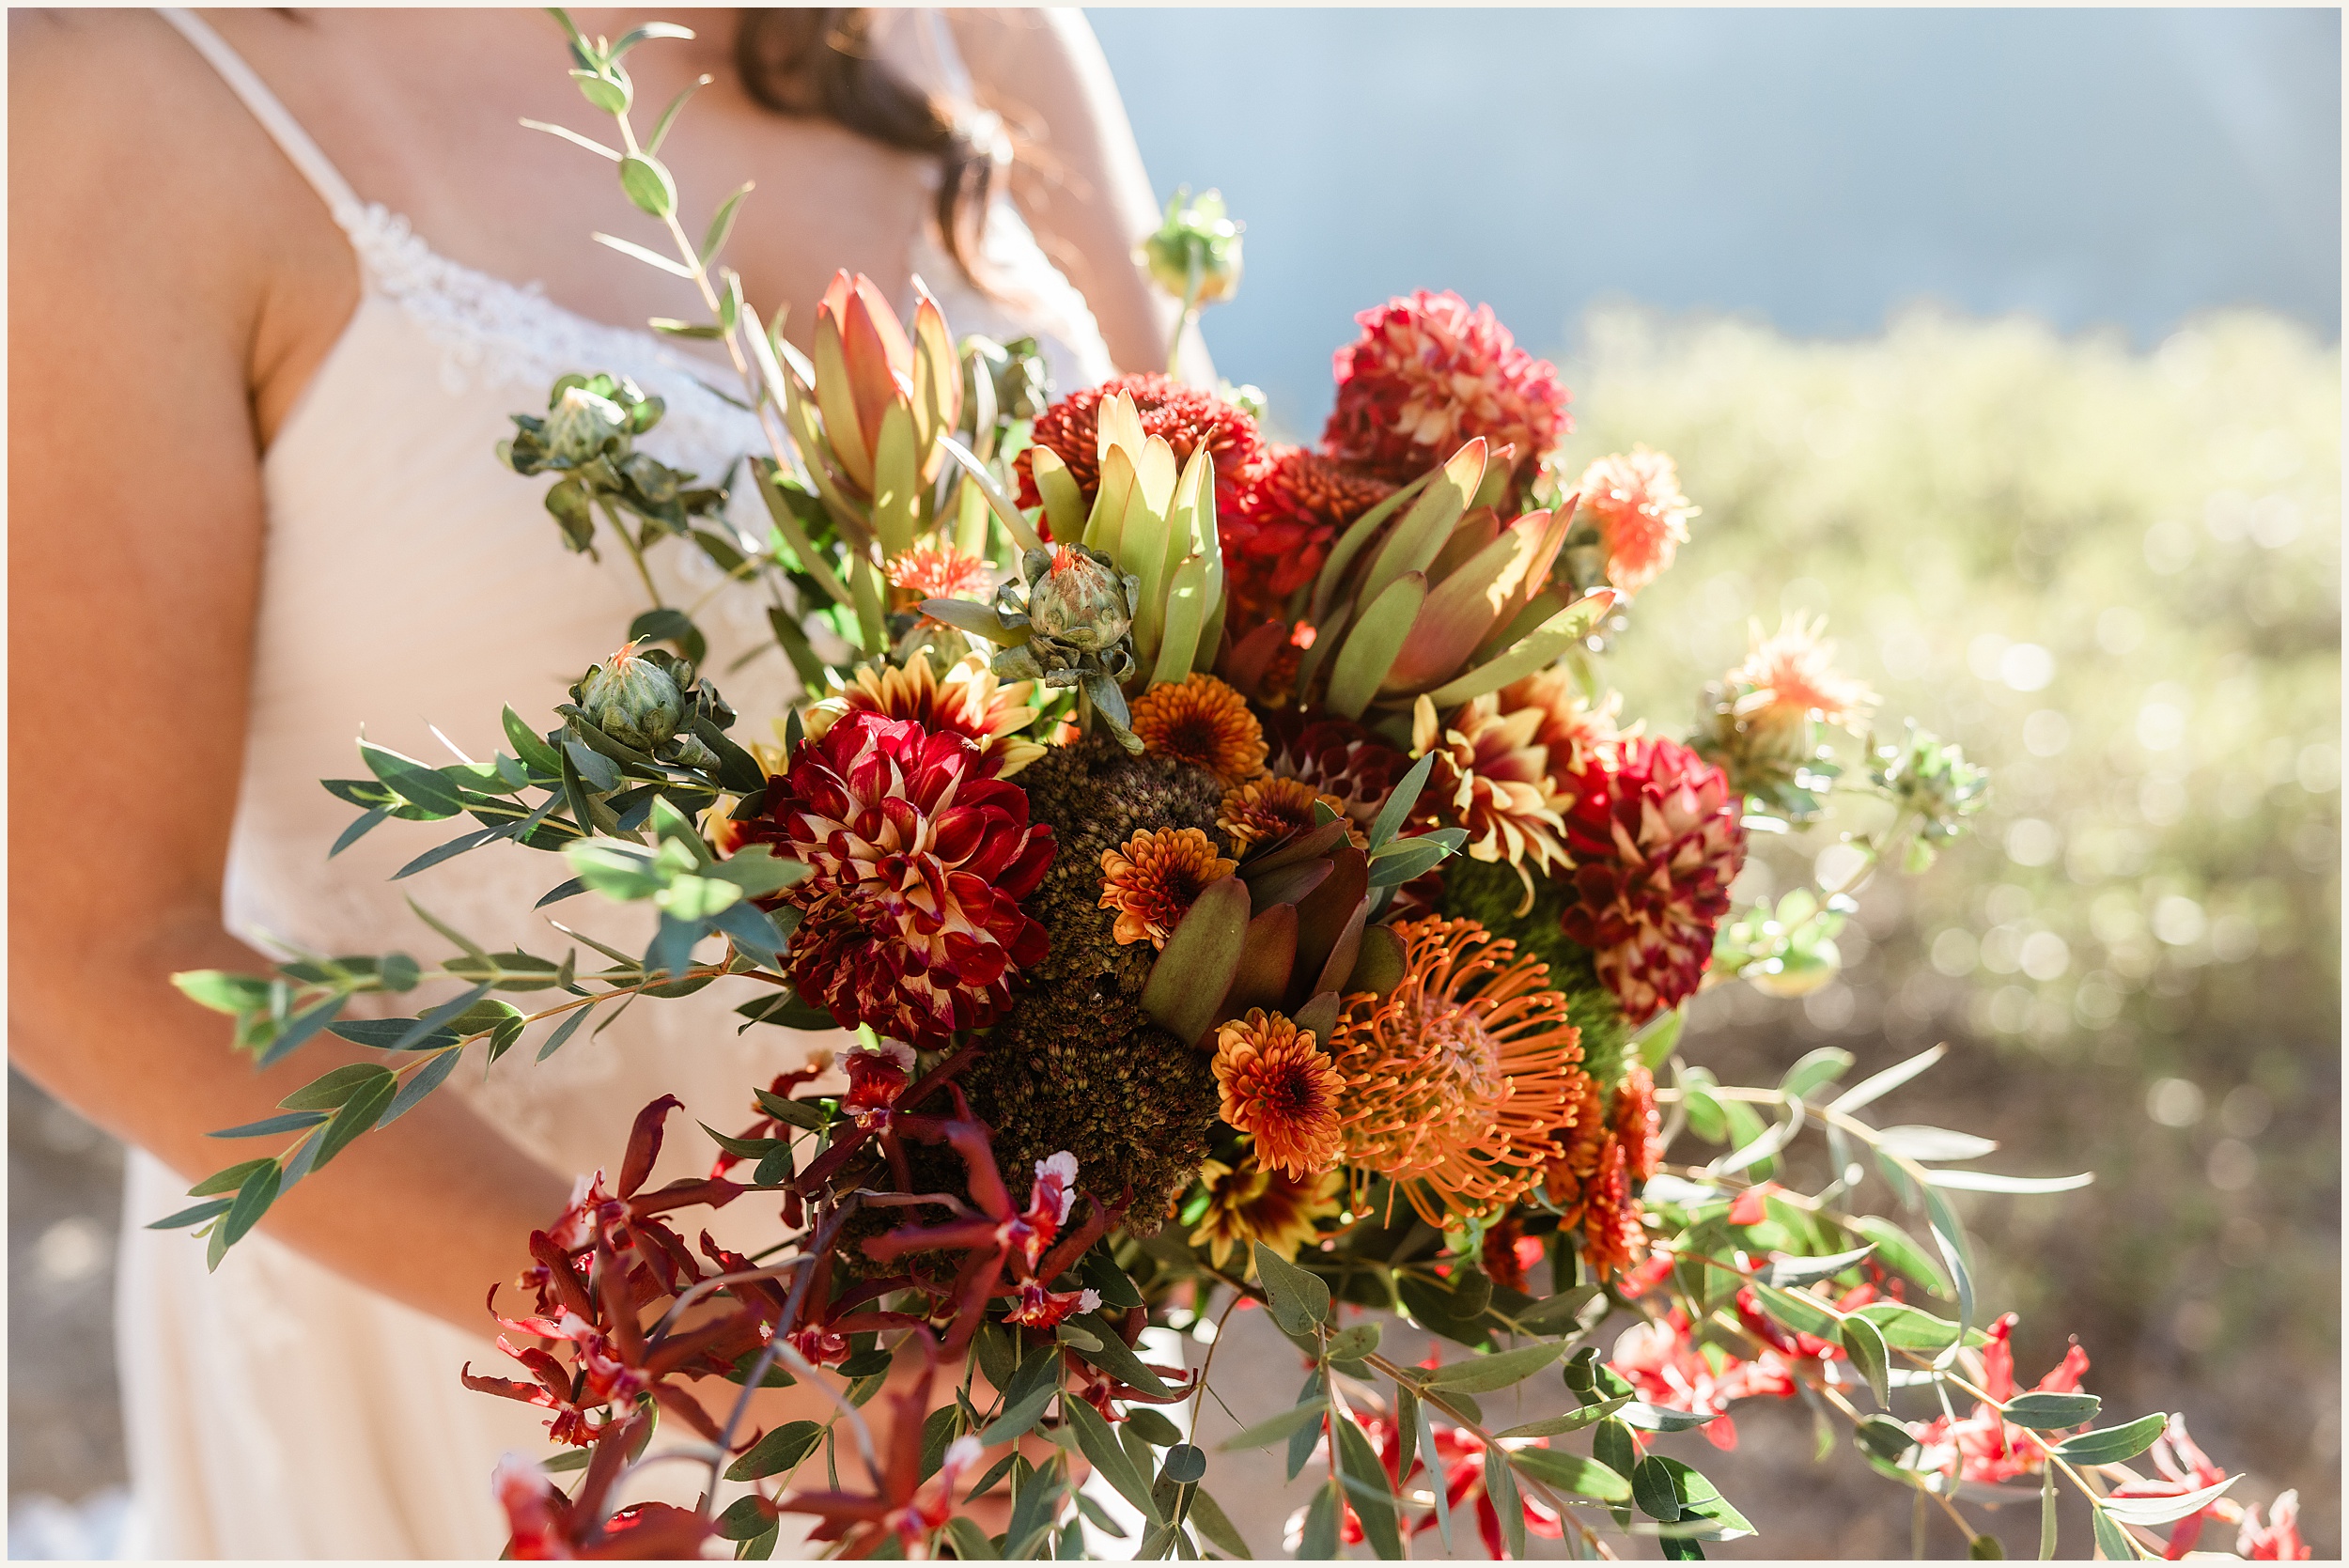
1223;444;1398;605
1014;372;1268;527
1323;290;1571;488
1557;737;1747;1025
736;710;1053;1046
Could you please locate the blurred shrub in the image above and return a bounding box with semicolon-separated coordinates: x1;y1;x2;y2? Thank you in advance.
1561;305;2340;1549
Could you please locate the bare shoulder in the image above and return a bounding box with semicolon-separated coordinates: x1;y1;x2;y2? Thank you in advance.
946;8;1110;107
9;8;322;314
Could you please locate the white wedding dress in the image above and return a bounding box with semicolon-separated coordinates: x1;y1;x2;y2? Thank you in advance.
121;12;1115;1557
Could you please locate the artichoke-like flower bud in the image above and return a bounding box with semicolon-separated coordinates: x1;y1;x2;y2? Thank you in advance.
1024;544;1133;652
988;544;1142;749
1140;187;1244;305
573;639;685;753
544;383;631;465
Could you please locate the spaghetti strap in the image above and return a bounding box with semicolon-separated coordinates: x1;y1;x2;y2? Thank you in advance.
155;8;367;228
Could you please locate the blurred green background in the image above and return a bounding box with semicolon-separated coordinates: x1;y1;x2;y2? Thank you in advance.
1593;305;2340;1552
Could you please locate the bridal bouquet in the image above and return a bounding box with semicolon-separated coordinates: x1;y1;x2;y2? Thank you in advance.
164;17;2302;1562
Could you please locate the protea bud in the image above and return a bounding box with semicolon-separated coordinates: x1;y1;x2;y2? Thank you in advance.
1140;187;1244;306
963;334;1050;424
574;640;685;753
788;272;965;558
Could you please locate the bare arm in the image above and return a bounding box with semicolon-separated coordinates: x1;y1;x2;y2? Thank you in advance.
947;9;1214;382
6;10;570;1333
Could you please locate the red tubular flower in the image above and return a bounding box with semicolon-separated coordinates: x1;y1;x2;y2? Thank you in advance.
1907;1313;2092;1484
468;1099;776;1455
2110;1415;2232;1559
776;1337;988;1557
1014;372;1268;526
2237;1493;2310;1560
1322;290;1571;489
1556;737;1748;1025
1610;1307;1795;1450
733;710;1054;1046
494;1417;718;1560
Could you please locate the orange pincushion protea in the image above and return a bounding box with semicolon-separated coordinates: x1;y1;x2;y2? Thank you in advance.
886;540;996;614
1217;776;1364;855
1729;613;1878;730
1327;917;1589;1222
1576;447;1694;595
1412;693;1572;878
1212;1010;1345;1180
1128;675;1268;786
1099;827;1237;949
807;653;1044;779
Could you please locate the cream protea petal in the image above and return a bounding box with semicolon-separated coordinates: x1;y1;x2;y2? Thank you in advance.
1557;737;1747;1025
730;710;1053;1045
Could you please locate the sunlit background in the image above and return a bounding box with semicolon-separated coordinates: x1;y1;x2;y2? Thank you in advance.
10;7;2340;1559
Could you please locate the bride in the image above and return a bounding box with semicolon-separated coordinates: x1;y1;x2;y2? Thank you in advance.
8;8;1190;1556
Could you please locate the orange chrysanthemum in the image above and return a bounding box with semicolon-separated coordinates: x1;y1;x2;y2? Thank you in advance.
806;653;1043;778
885;540;996;613
1187;1152;1343;1273
1412;693;1572;878
1128;675;1268;786
1728;613;1878;729
1576;446;1695;595
1328;917;1589;1222
1098;827;1237;949
1212;1010;1345;1180
1217;776;1365;856
1496;669;1626;788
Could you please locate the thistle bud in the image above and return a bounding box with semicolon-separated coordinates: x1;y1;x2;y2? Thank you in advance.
1140;188;1244;305
1024;545;1132;653
545;384;630;465
575;640;685;753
